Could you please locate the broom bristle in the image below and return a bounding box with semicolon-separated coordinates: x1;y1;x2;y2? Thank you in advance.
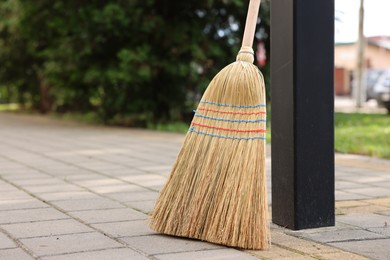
150;48;270;250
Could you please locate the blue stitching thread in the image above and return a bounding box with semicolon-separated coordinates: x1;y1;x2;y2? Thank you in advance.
200;100;266;108
188;127;265;141
194;112;266;123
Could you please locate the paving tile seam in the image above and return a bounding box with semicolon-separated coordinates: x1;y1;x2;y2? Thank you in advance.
327;241;385;260
117;233;161;240
150;248;241;257
1;246;18;250
0;175;153;259
336;181;390;191
336;188;389;200
336;177;385;186
337;220;390;230
86;218;147;225
322;236;390;244
64;207;126;213
0;226;39;259
268;242;316;258
0;206;50;212
0;217;71;225
376;211;390;216
36;246;129;258
338;197;390;206
17;231;95;240
323;221;390;241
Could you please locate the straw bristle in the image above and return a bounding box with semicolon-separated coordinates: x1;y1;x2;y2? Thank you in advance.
150;51;269;250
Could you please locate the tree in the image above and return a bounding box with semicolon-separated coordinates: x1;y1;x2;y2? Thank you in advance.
0;0;270;124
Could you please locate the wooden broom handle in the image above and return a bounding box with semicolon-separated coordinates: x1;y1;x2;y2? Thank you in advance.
242;0;261;48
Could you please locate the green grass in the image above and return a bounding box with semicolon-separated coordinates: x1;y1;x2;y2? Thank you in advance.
335;113;390;159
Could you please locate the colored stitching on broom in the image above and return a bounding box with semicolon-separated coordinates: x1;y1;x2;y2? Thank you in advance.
194;113;266;123
197;107;266;115
200;100;266;108
192;122;266;133
189;127;265;141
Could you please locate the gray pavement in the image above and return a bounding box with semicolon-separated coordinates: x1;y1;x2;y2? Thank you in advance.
0;112;389;259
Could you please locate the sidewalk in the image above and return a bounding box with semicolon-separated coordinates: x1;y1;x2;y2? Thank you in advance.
335;96;388;114
0;112;389;260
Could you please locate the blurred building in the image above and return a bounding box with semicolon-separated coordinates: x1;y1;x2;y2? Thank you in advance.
334;36;390;95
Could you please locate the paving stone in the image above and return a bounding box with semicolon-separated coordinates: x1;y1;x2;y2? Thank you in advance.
247;244;306;259
24;184;85;194
0;199;49;211
40;248;149;260
104;168;145;177
337;205;390;215
335;191;372;201
344;187;390;197
287;222;356;236
377;211;390;216
121;174;167;187
350;176;389;183
10;178;67;187
0;248;34;260
0;190;33;200
271;231;339;255
1;219;93;238
35;191;101;201
19;232;121;257
79;161;125;171
1;171;47;180
367;227;390;237
106;191;159;202
365;198;390;207
75;178;126;187
336;200;371;208
337;213;390;228
329;238;390;260
92;220;155;237
317;252;368;260
154;249;258;260
296;228;386;243
69;208;147;224
0;208;69;224
88;184;145;194
125;200;155;214
136;165;172;174
120;234;223;255
0;232;17;249
51;198;124;211
335;181;370;190
370;182;390;190
0;183;20;192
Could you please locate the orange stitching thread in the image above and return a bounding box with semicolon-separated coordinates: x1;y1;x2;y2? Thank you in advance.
192;122;266;133
198;107;266;115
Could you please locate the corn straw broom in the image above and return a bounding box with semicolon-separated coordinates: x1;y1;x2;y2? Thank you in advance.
150;0;269;250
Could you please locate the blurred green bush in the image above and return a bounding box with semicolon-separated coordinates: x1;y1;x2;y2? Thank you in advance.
0;0;270;125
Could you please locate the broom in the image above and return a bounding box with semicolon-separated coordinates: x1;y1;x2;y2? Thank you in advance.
150;0;269;250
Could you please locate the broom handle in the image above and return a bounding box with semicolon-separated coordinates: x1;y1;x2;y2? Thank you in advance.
241;0;261;48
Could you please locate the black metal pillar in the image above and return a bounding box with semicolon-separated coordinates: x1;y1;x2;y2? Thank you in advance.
271;0;335;230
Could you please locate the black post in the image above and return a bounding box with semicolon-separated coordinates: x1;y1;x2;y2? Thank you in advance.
271;0;335;230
